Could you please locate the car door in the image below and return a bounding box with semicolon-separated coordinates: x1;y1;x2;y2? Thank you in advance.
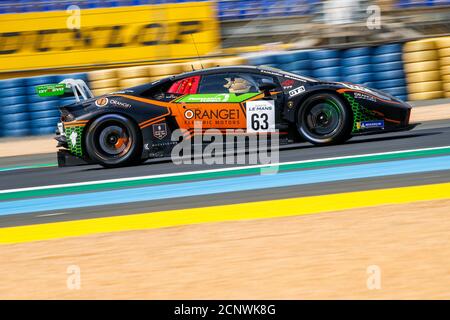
173;71;281;133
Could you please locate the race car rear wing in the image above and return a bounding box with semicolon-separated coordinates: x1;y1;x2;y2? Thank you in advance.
36;78;94;103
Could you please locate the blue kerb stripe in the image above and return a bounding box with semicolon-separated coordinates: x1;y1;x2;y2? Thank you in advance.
1;155;450;216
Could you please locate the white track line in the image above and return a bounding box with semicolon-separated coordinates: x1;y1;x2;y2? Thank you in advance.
1;145;449;195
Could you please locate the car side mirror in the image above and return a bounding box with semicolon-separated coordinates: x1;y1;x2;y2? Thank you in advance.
258;81;277;95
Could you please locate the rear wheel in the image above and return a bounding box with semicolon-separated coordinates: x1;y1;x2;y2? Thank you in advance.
297;93;352;145
85;114;142;168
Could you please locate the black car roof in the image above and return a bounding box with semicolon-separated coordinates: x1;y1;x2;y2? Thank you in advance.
172;65;262;78
127;65;315;95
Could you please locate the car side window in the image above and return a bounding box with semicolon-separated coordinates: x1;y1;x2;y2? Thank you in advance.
247;74;279;91
198;73;277;94
198;74;231;94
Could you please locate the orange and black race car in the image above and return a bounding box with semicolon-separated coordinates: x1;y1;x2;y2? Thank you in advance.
50;66;415;167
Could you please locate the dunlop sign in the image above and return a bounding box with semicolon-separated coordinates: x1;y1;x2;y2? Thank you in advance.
0;2;220;72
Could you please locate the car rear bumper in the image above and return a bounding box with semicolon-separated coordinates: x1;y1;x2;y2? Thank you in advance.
57;149;90;167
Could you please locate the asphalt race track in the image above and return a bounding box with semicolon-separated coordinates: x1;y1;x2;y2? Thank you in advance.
1;119;450;230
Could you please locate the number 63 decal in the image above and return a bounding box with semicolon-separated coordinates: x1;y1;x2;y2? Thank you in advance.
246;100;275;133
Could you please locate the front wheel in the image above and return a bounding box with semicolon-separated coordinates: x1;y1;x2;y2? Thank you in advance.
297;93;352;145
85;114;142;168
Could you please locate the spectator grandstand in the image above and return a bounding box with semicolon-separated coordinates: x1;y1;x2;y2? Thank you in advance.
1;0;450;19
0;0;319;19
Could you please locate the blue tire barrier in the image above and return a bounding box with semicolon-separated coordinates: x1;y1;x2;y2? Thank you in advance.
26;85;41;95
311;58;340;69
318;76;342;82
372;53;403;64
25;75;58;87
274;52;299;64
395;95;408;101
341;55;371;67
30;117;60;128
291;70;313;76
2;112;29;122
342;47;372;58
2;120;30;131
263;63;279;68
381;86;408;97
364;82;377;89
0;95;27;105
0;78;25;89
31;126;56;136
1;104;27;114
27;93;59;103
373;69;405;81
248;55;276;66
342;64;372;75
30;109;60;120
309;49;340;60
282;60;311;71
291;51;311;61
372;61;404;73
343;73;373;85
373;43;403;55
2;129;30;137
28;100;60;112
312;67;341;78
0;87;26;97
374;78;407;90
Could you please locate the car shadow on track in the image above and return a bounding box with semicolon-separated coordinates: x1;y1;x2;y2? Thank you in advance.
82;131;442;172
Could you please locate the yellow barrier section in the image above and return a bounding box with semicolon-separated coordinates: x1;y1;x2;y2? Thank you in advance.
435;36;450;99
0;2;220;72
404;39;443;101
87;56;248;94
1;181;450;244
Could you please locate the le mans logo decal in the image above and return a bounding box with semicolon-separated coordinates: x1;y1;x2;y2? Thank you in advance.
95;97;109;107
153;123;168;140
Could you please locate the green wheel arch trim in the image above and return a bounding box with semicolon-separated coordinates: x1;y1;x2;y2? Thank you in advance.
341;93;380;133
64;126;84;157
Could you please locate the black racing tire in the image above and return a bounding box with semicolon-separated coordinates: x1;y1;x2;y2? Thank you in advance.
85;114;142;168
297;93;352;145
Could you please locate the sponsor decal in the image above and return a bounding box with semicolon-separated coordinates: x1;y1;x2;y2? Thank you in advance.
95;97;132;108
246;100;275;133
177;93;258;103
261;69;283;77
0;3;219;72
357;120;384;130
109;99;131;108
95;97;109;107
354;92;376;102
283;73;312;82
288;86;305;97
152;123;168;140
36;84;66;97
184;109;195;119
112;90;134;94
69;131;78;147
340;83;391;101
281;79;295;89
183;108;240;121
182;94;230;103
